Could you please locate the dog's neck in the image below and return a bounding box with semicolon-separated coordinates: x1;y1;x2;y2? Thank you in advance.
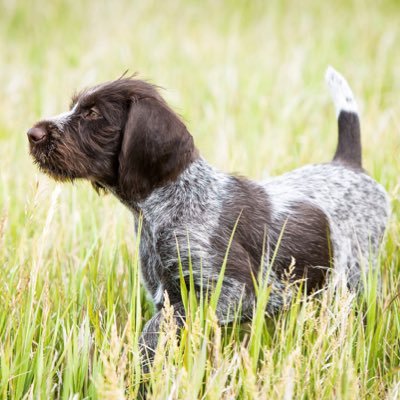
109;158;228;224
138;158;228;226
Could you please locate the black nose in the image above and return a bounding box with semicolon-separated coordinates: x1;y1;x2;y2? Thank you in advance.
27;127;46;144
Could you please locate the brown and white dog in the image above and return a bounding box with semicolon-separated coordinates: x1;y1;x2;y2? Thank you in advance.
28;67;389;361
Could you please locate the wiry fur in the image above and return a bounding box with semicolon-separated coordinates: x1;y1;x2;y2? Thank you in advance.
28;67;390;365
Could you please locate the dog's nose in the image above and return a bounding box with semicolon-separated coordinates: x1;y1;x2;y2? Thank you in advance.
27;127;46;144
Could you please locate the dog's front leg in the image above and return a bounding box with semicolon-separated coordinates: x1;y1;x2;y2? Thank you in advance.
138;281;253;372
139;301;185;371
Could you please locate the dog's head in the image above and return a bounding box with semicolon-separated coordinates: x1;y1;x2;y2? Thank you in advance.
28;78;198;200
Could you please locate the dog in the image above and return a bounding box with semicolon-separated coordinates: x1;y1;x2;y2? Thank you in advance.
28;67;389;362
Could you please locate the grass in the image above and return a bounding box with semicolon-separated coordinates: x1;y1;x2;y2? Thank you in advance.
0;0;400;398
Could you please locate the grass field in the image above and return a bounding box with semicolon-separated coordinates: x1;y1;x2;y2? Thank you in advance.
1;0;400;398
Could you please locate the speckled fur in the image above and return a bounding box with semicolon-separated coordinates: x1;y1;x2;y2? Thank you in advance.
133;157;388;310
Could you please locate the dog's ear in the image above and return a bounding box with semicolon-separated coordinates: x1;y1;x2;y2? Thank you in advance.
118;97;197;200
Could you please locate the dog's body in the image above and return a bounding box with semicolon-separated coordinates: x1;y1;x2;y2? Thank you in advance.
28;67;389;360
137;159;388;315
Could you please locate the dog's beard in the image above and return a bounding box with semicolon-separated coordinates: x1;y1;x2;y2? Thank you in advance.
30;141;83;182
33;159;78;182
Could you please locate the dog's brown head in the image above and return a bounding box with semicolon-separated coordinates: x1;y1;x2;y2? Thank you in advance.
28;78;198;200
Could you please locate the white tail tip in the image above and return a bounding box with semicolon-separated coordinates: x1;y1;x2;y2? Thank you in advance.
325;66;358;118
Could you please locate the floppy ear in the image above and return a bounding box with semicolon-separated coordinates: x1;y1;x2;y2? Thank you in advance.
118;97;197;200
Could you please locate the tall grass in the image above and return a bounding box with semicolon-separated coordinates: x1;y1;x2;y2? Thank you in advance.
0;0;399;398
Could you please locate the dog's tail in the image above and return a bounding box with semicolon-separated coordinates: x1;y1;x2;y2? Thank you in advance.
325;66;362;168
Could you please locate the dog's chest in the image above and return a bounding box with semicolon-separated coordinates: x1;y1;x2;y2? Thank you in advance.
141;217;220;301
138;220;205;306
138;223;166;305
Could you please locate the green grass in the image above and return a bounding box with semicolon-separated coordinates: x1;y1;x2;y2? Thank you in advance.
1;0;400;398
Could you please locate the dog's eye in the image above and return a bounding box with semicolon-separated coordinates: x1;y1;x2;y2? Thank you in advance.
83;107;101;120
